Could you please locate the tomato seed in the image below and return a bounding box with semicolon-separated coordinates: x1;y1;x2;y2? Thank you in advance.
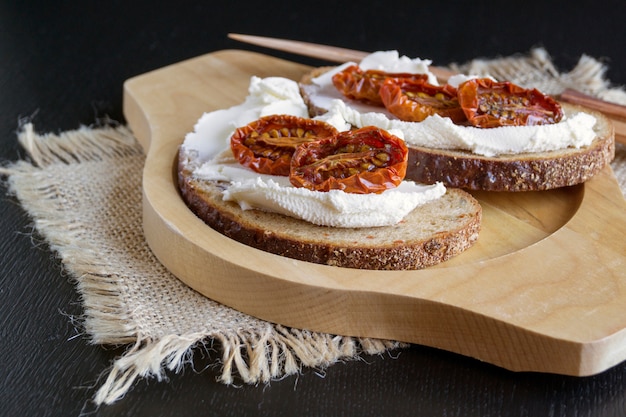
375;152;390;162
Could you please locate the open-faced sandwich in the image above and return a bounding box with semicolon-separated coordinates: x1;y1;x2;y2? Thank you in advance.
299;51;615;191
178;76;481;270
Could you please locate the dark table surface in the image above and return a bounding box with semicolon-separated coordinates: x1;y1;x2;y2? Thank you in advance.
2;1;626;416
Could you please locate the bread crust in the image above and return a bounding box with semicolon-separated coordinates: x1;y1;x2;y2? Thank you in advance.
299;68;616;191
177;152;481;270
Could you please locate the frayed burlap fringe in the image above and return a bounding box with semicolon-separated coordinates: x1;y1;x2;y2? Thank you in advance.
2;49;626;406
2;122;405;406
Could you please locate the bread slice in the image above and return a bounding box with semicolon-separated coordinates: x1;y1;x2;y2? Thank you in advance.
299;69;615;192
177;152;482;270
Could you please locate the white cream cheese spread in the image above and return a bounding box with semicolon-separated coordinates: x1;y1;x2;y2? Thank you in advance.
196;152;445;228
224;178;445;228
182;76;446;228
183;76;310;160
316;99;598;157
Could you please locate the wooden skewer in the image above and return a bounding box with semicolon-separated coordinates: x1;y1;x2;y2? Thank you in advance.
228;33;626;145
559;88;626;120
227;33;457;82
228;33;369;67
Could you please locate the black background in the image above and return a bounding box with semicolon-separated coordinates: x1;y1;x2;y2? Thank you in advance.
2;1;626;416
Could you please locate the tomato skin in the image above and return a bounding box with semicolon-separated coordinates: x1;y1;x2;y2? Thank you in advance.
230;115;338;176
290;126;408;194
379;78;467;123
331;65;428;105
457;78;563;128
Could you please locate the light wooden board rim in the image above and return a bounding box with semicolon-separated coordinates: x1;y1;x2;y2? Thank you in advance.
123;49;626;376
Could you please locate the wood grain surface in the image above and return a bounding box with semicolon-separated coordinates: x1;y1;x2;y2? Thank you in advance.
123;49;626;377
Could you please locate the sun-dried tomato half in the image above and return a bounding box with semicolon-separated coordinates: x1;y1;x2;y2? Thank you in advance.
379;78;467;123
331;65;429;106
230;115;339;176
457;78;563;128
290;126;408;194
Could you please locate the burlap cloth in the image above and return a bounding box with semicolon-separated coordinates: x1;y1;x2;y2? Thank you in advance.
2;48;626;406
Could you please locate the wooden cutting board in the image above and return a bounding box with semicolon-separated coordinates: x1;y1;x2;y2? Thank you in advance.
123;49;626;377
